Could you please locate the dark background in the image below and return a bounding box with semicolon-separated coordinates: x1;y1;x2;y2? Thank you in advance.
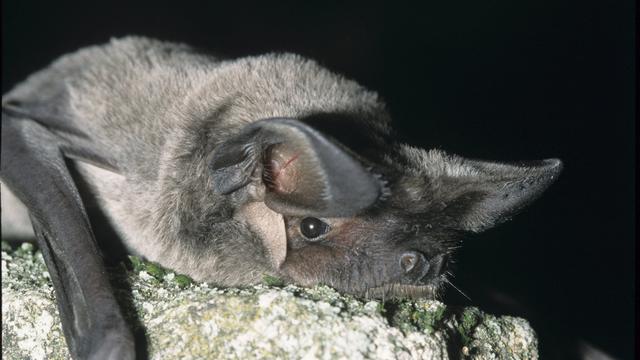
2;1;634;359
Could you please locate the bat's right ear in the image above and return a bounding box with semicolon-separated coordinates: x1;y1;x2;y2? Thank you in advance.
209;118;382;217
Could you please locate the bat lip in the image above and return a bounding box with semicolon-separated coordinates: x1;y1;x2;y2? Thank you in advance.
361;282;441;300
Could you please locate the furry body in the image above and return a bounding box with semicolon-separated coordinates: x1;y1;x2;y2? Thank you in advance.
5;37;390;285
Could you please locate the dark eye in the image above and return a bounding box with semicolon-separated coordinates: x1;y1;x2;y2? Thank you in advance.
299;217;330;240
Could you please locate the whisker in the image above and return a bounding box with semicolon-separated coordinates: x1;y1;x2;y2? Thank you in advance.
444;278;472;301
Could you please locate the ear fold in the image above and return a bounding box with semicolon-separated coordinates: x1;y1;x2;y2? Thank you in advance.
446;158;563;233
210;118;382;217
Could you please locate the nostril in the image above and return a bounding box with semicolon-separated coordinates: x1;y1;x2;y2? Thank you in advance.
399;251;429;275
430;254;447;277
400;252;418;273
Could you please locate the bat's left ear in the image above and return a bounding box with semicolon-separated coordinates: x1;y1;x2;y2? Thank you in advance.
210;118;382;217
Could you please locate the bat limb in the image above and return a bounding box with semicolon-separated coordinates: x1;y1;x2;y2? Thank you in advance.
1;113;135;360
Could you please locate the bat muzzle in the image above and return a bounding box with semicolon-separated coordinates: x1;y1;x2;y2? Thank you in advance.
399;251;447;284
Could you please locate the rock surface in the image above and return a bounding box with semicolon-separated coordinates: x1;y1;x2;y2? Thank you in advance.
2;243;538;359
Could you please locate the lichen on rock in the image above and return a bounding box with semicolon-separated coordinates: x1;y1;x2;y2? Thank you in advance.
2;242;538;359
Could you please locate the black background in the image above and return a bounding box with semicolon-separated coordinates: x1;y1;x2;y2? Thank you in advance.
2;1;634;359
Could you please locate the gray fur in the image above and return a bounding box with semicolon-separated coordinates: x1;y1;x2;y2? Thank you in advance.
2;36;561;298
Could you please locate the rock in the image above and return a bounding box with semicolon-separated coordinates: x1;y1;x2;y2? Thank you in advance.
1;243;538;359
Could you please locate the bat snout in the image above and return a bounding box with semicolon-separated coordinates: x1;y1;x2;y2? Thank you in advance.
399;251;447;284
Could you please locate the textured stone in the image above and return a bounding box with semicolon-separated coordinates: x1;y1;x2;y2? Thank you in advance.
2;243;538;359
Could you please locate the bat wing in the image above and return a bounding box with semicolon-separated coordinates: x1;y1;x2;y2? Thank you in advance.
1;105;135;359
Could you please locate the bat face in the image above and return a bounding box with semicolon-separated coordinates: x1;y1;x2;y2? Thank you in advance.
279;212;453;299
213;117;562;299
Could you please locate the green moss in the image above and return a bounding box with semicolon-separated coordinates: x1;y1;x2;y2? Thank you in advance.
460;308;480;331
413;305;443;332
262;275;285;287
430;304;446;325
174;274;193;288
128;255;145;272
388;300;447;334
455;307;481;346
127;255;195;289
145;262;166;280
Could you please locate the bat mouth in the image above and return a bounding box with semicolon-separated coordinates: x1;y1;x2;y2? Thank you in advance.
361;280;443;300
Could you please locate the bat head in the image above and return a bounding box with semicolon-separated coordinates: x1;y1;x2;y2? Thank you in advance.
210;116;562;299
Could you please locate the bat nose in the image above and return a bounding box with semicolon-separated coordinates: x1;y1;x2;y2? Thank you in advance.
399;251;430;281
399;252;447;282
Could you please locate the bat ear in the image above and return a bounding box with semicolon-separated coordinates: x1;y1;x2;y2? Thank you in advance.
454;159;562;232
210;118;382;217
404;147;562;232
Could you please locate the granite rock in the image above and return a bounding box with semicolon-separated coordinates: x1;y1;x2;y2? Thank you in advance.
1;243;538;359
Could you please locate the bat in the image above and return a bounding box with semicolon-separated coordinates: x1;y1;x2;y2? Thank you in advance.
1;36;562;359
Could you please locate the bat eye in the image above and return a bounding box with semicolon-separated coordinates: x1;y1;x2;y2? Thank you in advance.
300;217;330;240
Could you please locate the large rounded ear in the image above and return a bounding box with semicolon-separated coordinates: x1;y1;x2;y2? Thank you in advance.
209;118;382;217
452;158;563;232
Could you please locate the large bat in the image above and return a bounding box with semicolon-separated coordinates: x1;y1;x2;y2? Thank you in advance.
1;37;562;359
